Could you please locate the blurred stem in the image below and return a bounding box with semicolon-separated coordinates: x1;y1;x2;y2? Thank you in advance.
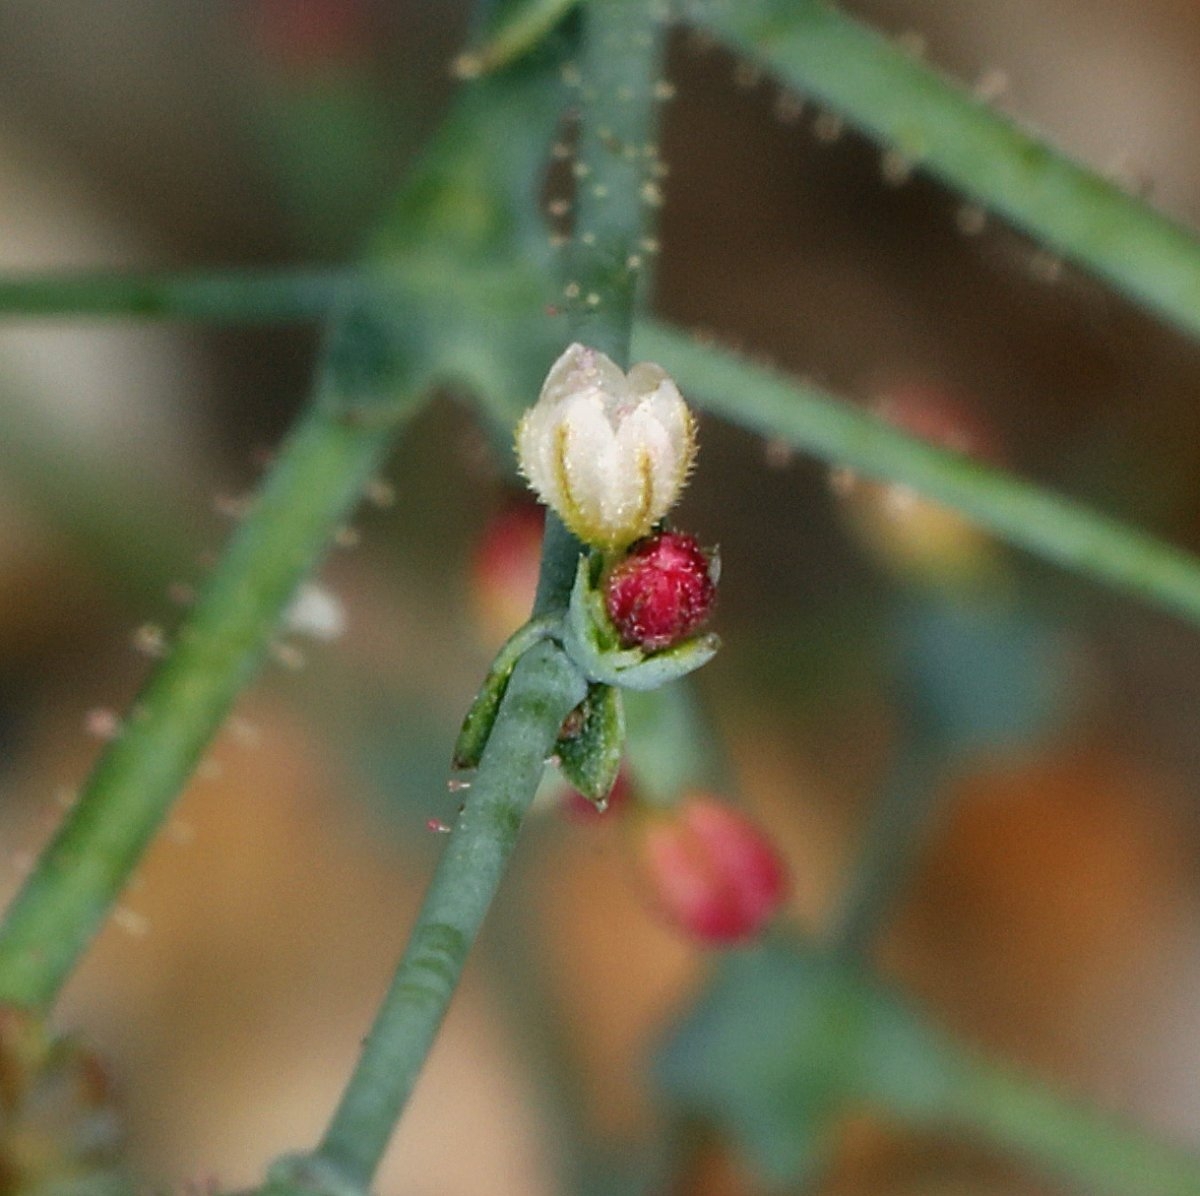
698;1;1200;342
0;306;421;1012
637;321;1200;630
0;268;360;322
459;0;580;77
941;1051;1200;1196
827;737;943;962
296;642;586;1193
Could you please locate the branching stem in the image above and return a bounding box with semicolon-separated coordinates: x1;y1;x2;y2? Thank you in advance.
266;3;672;1192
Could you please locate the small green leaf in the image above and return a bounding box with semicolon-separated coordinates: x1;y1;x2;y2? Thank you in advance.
452;667;512;772
452;616;560;770
655;941;960;1182
555;682;625;807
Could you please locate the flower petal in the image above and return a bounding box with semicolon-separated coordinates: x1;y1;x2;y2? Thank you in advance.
541;343;628;410
558;392;624;544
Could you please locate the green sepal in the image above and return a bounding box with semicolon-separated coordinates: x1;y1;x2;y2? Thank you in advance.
452;616;560;770
563;555;721;691
555;682;626;808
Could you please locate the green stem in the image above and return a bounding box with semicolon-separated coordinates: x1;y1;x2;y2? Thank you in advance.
944;1052;1200;1196
273;7;673;1191
637;321;1200;630
533;513;586;614
563;0;668;365
0;309;420;1011
457;0;580;78
0;268;360;322
697;1;1200;341
295;642;585;1193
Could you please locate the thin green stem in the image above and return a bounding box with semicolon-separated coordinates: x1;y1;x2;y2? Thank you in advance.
942;1052;1200;1196
457;0;580;78
0;308;421;1011
297;642;585;1192
0;268;361;322
563;0;668;366
637;321;1200;630
697;1;1200;340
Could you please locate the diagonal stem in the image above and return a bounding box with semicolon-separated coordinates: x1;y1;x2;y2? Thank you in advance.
0;268;362;322
697;0;1200;342
919;1038;1200;1196
827;735;944;962
300;642;586;1192
637;321;1200;631
0;306;422;1012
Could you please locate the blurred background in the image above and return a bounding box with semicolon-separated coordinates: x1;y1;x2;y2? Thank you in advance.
2;1;1200;1192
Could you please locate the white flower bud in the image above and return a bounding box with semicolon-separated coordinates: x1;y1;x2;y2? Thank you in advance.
515;343;696;551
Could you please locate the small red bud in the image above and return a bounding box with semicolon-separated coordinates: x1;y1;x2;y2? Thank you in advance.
633;794;788;945
470;502;544;648
604;531;717;652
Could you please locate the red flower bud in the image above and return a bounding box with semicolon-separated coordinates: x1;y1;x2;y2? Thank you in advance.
604;531;717;652
469;502;544;648
633;794;787;945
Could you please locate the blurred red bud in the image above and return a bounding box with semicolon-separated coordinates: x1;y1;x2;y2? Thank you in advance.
632;794;788;946
470;502;544;648
604;531;717;652
833;383;1005;588
252;0;371;71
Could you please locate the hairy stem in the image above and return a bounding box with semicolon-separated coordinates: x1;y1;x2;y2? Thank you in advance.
0;268;361;322
277;5;673;1191
303;642;585;1191
638;322;1200;630
562;0;668;366
0;309;420;1011
697;1;1200;341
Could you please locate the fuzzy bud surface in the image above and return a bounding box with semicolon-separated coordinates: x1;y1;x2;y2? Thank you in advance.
604;531;716;652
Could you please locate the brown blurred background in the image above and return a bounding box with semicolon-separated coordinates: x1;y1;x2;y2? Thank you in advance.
2;1;1200;1192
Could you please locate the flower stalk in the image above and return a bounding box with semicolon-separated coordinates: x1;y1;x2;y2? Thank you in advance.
263;4;675;1192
